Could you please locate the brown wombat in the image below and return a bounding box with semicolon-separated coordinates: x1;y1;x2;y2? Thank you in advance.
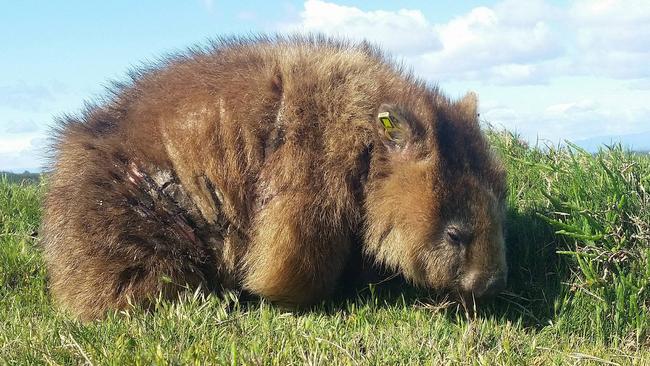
42;35;507;320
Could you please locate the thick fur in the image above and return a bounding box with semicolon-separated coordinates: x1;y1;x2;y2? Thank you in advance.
42;35;507;320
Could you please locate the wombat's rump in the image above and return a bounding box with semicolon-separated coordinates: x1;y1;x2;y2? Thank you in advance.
42;35;507;320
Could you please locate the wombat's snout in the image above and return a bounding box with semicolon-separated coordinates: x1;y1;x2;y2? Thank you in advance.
480;272;507;297
462;270;507;298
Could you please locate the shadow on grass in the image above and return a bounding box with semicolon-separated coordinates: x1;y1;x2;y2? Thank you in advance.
280;205;568;329
479;206;565;327
164;205;566;331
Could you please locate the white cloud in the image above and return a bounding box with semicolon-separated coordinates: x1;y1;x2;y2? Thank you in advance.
492;0;560;26
629;78;650;90
284;0;650;84
419;3;562;82
566;1;650;79
571;0;650;29
279;0;650;150
0;134;47;172
285;0;565;84
0;135;33;154
283;0;441;56
544;100;598;117
482;99;650;144
0;150;44;173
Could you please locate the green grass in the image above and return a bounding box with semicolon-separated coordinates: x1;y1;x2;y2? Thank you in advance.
1;132;649;365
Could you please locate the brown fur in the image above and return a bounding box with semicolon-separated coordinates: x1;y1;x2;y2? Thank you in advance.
42;35;507;320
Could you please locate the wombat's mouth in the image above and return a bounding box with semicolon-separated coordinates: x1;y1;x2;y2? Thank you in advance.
457;271;507;299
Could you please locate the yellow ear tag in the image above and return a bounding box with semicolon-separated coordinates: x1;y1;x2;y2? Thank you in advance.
378;111;402;142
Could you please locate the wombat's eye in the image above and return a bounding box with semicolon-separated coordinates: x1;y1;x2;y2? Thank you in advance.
446;227;463;245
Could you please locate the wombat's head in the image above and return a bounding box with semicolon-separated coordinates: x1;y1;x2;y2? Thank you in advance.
364;92;507;299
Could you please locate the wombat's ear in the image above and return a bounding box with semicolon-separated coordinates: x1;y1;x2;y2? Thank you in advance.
376;104;415;149
457;92;479;120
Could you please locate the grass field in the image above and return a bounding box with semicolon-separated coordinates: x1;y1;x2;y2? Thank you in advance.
1;131;649;365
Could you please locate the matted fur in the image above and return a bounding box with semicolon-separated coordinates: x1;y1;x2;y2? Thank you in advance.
42;35;507;320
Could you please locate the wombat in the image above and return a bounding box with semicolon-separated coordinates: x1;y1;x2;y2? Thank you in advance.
42;35;508;320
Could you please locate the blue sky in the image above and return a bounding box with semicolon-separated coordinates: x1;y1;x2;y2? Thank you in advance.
1;0;649;172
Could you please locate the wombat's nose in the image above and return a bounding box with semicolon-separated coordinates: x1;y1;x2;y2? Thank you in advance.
481;273;506;297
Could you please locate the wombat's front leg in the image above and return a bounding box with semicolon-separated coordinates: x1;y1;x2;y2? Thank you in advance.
242;193;352;305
